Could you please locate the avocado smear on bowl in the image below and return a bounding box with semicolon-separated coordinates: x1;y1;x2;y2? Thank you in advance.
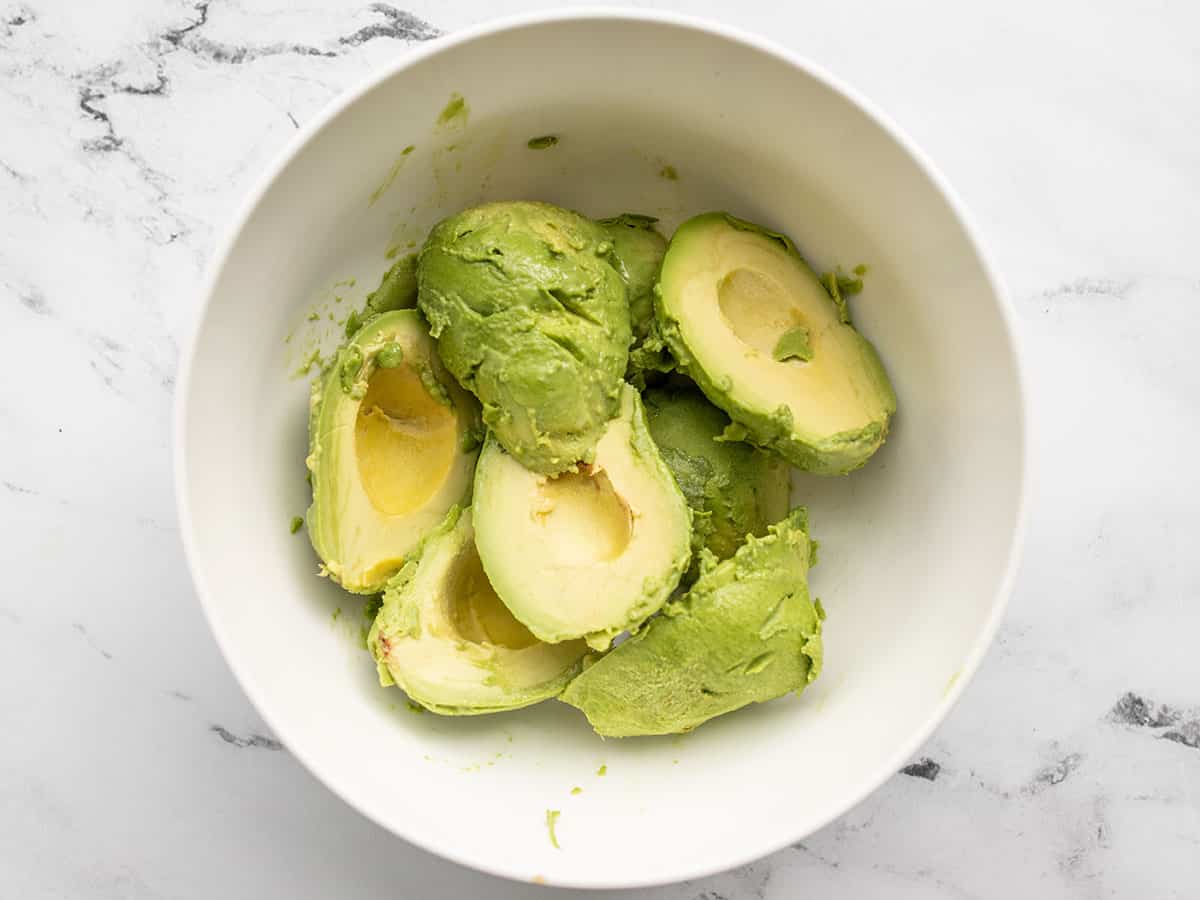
299;199;897;736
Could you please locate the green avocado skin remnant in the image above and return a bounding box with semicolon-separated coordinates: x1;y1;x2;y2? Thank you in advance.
560;508;823;737
527;135;559;149
643;387;790;579
773;325;812;362
368;253;420;316
418;201;631;474
597;213;673;389
289;515;304;534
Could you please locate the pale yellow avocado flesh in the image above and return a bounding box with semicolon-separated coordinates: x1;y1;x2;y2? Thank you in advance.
306;310;479;594
531;465;634;567
685;233;888;435
473;385;691;649
441;547;539;650
355;364;458;516
657;214;896;474
369;507;588;715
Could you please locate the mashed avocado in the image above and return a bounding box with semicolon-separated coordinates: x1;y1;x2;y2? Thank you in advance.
597;214;673;389
418;201;630;474
643;386;790;578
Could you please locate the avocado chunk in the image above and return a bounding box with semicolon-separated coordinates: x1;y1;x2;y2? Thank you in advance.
365;253;419;316
473;384;692;650
597;214;673;388
643;386;790;578
560;508;823;737
306;310;481;594
368;507;589;714
656;213;896;474
344;254;419;340
418;201;631;474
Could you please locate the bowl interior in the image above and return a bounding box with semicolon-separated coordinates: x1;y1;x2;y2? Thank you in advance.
179;13;1024;889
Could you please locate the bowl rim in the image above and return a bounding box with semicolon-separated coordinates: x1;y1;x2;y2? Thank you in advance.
173;6;1030;889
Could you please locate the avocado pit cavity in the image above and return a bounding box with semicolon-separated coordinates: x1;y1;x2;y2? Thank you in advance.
355;362;457;516
444;546;539;649
533;465;633;566
717;267;806;359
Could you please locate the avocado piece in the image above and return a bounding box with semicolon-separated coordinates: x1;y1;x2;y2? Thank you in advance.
418;201;631;475
344;254;419;339
473;384;691;650
306;310;481;594
643;386;790;579
655;213;897;474
597;214;674;389
366;253;419;316
368;507;589;714
560;507;823;737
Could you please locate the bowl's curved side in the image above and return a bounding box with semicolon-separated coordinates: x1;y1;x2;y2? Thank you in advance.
175;8;1027;889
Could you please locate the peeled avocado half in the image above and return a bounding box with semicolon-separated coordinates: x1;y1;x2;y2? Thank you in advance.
473;384;692;650
560;507;823;737
306;310;481;594
643;386;790;579
597;214;673;388
368;507;589;714
656;213;896;474
418;201;631;475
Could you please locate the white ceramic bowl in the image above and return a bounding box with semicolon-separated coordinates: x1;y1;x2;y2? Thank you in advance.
176;9;1026;889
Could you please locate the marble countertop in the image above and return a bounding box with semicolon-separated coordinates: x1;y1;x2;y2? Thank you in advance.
2;1;1198;896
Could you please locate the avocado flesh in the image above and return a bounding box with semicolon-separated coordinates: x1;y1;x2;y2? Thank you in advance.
368;507;589;715
418;201;631;475
366;253;419;316
559;507;823;737
343;254;419;340
306;310;480;594
643;386;790;579
473;384;692;650
597;214;673;388
656;213;896;474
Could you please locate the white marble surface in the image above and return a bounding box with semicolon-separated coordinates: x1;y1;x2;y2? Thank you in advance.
2;0;1198;896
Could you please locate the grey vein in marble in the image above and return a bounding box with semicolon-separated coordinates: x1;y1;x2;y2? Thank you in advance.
899;757;942;781
72;623;114;660
2;2;1200;898
210;724;284;751
1110;692;1200;751
1029;753;1084;792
